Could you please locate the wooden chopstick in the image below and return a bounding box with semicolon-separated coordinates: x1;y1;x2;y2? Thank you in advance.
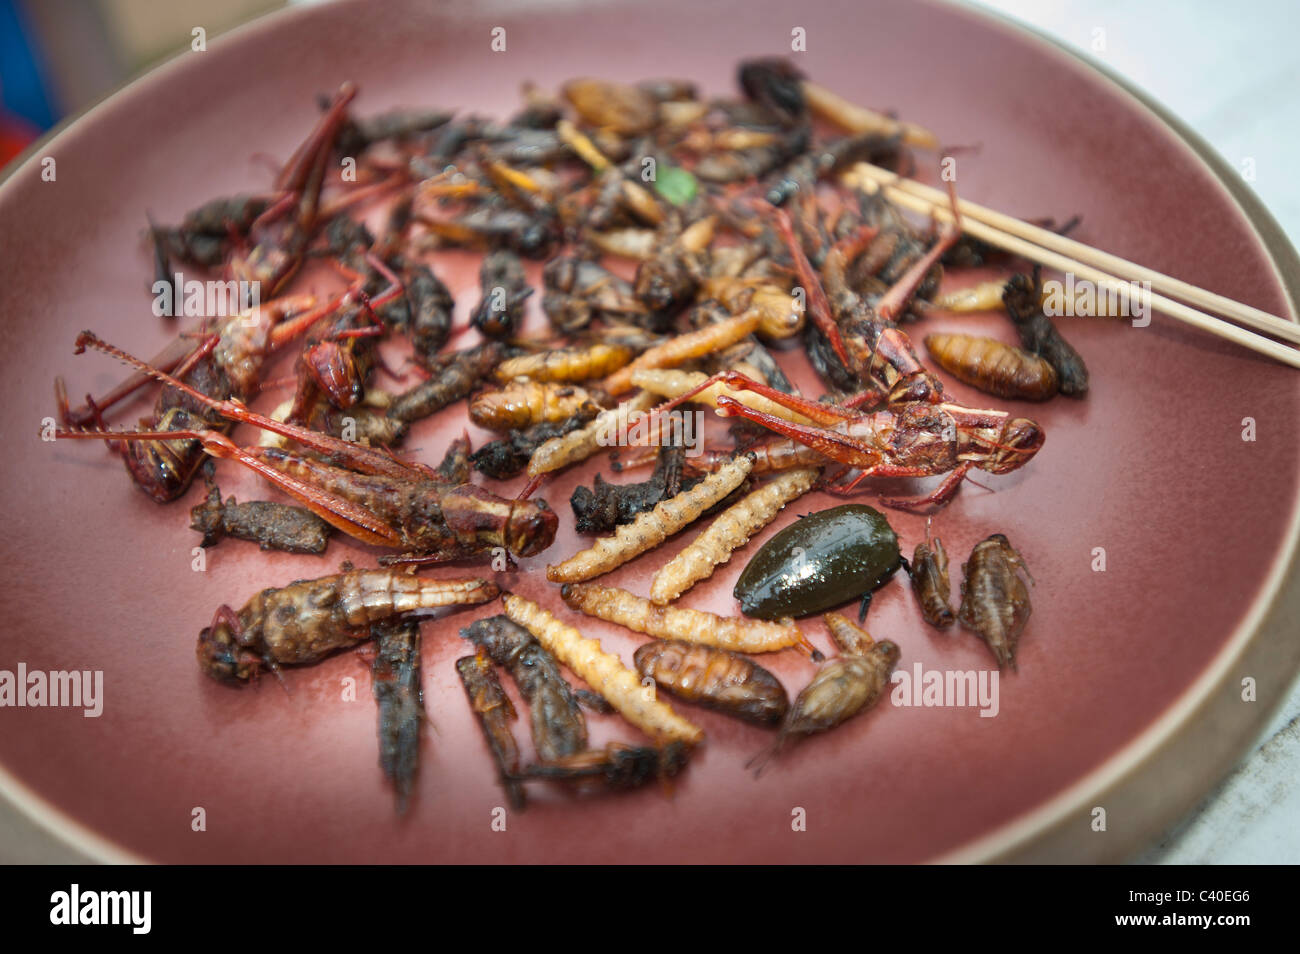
849;161;1300;347
842;164;1300;370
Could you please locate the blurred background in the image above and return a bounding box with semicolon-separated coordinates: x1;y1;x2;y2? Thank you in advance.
0;0;1296;864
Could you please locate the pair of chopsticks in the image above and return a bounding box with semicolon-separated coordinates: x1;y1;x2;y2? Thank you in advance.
842;162;1300;370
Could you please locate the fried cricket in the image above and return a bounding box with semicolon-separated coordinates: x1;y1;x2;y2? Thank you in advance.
958;533;1033;670
908;521;955;628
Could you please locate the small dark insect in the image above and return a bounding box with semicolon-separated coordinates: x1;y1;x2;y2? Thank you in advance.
1003;271;1089;397
907;523;955;628
471;249;533;339
470;409;599;480
189;482;332;554
521;741;690;790
570;442;693;534
456;653;526;811
958;533;1033;671
386;342;506;424
542;254;649;333
924;332;1059;402
461;615;587;763
371;618;423;813
634;639;789;726
401;262;456;365
738;57;807;125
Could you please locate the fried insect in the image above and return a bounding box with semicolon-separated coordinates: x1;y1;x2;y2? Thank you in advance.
958;533;1033;670
471;410;599;480
1003;272;1089;397
197;570;499;683
190;482;333;554
542;255;649;333
461;615;587;762
908;522;955;628
571;442;692;535
629;369;814;425
634;640;789;725
526;391;656;477
502;594;704;745
521;741;690;790
371;618;423;813
924;333;1059;402
470;249;533;339
456;654;526;811
494;342;634;384
561;582;806;655
600;311;761;396
386;342;505;424
546;454;753;582
469;379;604;431
751;619;899;773
649;468;819;604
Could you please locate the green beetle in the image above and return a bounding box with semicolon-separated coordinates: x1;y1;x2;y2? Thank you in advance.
734;505;901;620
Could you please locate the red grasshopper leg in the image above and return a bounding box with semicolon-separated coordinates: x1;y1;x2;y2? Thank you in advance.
714;394;883;471
714;371;858;426
874;463;973;513
760;200;851;368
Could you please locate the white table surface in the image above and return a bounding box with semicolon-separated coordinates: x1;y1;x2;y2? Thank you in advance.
1;0;1296;865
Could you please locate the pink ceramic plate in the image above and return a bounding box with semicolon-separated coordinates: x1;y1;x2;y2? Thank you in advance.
1;0;1297;863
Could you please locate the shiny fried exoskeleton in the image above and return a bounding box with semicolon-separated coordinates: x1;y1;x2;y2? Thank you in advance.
494;342;634;384
907;525;955;628
456;654;526;811
471;249;533;339
371;618;424;813
462;615;588;763
924;333;1059;402
751;629;900;774
196;570;499;683
634;640;789;726
469;380;605;432
958;533;1033;670
190;482;332;554
522;742;690;790
386;342;505;424
1003;272;1089;397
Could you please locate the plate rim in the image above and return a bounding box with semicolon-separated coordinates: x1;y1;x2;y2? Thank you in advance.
0;0;1296;865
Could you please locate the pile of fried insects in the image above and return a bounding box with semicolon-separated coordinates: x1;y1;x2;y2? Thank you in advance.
53;59;1083;812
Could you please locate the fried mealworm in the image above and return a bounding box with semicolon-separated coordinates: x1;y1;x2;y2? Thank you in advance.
494;342;634;383
502;593;704;745
545;454;754;582
527;391;656;476
560;582;805;654
649;468;819;604
601;310;761;395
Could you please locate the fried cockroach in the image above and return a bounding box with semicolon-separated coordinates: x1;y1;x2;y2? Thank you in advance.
562;582;807;655
502;594;704;745
456;654;526;811
571;441;692;535
471;409;599;480
190;482;333;555
751;627;900;773
1003;272;1089;397
470;249;533;339
469;379;605;432
958;533;1033;671
547;454;753;582
634;640;789;725
494;342;634;384
907;523;955;628
371;618;424;813
461;615;587;762
197;570;499;683
386;342;505;424
649;468;819;605
924;333;1059;402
